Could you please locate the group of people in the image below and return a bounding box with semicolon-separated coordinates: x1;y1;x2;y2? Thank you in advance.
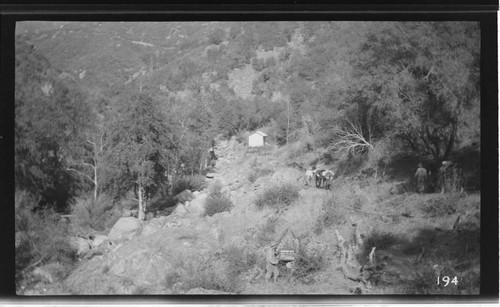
305;167;335;190
414;160;464;194
302;160;463;194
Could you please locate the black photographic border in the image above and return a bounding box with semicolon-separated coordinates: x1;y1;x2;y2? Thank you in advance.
1;1;498;304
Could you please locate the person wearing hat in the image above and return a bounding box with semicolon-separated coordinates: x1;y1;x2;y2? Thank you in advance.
414;163;428;193
265;242;280;283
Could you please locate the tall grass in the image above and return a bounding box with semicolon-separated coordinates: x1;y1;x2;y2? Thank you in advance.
169;258;242;294
292;236;328;284
15;190;76;286
204;181;233;217
314;195;347;234
254;184;300;210
163;244;259;294
71;193;120;232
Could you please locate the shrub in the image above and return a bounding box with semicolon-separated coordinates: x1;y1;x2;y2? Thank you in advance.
254;184;300;210
420;195;459;217
71;193;120;232
255;217;277;245
223;244;258;277
172;175;207;195
180;258;242;293
292;237;328;284
357;230;398;265
204;181;233;216
15;190;77;286
236;133;247;145
314;195;346;234
149;195;177;213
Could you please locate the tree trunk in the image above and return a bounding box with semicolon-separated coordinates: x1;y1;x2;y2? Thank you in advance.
138;182;145;220
442;122;458;162
93;165;98;201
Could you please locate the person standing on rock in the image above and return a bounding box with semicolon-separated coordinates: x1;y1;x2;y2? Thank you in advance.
414;163;427;193
265;243;280;283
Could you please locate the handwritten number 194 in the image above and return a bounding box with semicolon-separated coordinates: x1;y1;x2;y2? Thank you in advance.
437;276;458;286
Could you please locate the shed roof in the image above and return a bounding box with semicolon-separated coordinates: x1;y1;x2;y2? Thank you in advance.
251;131;267;137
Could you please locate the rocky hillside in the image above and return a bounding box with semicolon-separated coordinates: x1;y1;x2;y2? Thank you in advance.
14;21;481;296
22;137;480;295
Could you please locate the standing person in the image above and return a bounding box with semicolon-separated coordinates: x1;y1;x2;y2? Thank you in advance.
414;163;427;193
265;243;280;283
439;161;453;193
305;167;314;186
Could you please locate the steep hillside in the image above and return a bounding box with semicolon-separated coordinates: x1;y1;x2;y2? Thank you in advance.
15;21;481;296
19;138;480;295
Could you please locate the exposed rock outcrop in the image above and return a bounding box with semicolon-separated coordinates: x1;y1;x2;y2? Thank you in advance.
108;217;143;243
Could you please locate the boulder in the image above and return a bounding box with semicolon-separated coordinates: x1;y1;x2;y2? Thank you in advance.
187;193;208;216
32;262;65;283
164;219;182;228
206;173;216;179
145;211;156;221
108;217;143;242
90;235;109;249
172;204;188;217
64;224;220;294
174;190;194;203
141;223;162;237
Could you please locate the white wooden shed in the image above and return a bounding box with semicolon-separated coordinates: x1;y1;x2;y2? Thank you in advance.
248;131;267;147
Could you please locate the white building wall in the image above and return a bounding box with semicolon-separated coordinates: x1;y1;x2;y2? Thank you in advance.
248;134;264;147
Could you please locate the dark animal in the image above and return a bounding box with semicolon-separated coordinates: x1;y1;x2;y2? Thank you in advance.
314;169;335;189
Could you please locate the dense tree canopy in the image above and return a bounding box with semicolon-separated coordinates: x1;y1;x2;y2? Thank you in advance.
15;21;481;212
15;40;93;211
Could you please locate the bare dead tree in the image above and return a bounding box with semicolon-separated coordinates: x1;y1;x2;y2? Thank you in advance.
66;127;106;201
328;118;374;159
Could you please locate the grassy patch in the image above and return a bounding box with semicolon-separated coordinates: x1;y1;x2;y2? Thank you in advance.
254;184;300;210
255;217;278;245
292;236;328;284
15;190;77;287
178;258;242;293
248;167;274;183
71;193;120;232
223;244;258;277
204;181;233;216
357;230;399;265
420;194;460;217
314;195;347;234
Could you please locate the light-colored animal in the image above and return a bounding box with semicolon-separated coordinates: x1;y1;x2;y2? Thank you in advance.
305;168;314;186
